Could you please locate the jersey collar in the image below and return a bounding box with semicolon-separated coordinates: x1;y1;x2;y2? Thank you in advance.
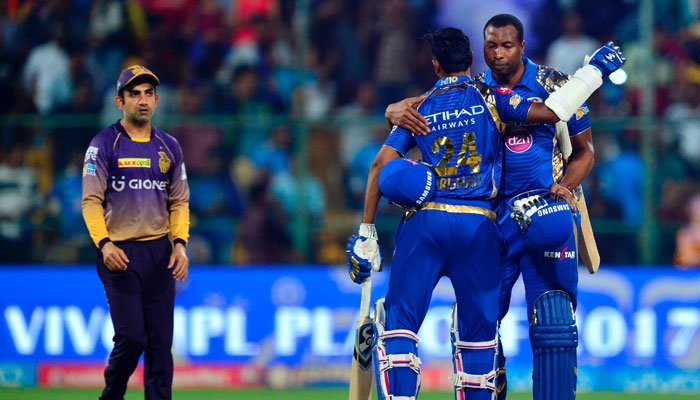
434;75;473;88
483;57;538;90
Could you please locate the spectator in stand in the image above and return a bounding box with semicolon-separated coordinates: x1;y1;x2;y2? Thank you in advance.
545;11;599;75
236;178;293;264
21;23;71;113
0;143;40;262
675;194;700;268
250;125;294;177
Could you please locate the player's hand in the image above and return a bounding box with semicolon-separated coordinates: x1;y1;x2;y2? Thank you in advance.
550;183;578;214
346;223;383;284
585;41;625;79
385;96;430;135
102;241;129;271
168;243;189;281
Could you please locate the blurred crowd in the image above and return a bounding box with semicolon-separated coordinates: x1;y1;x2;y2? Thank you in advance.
0;0;699;267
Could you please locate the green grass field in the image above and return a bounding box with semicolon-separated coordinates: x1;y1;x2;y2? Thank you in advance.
0;388;697;400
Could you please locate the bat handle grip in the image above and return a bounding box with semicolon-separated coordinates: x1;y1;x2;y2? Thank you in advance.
359;278;372;318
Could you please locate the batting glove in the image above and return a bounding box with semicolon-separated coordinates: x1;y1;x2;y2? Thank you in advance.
346;223;383;284
585;41;625;79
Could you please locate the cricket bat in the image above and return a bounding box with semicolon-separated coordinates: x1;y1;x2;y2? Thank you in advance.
349;278;374;400
575;186;601;274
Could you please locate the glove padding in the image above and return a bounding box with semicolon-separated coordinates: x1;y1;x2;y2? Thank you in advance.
585;41;625;79
346;223;383;284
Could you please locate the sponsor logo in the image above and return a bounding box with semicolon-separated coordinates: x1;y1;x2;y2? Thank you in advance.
354;322;374;370
497;87;513;94
416;170;433;205
528;97;543;103
544;246;576;260
84;146;98;162
158;151;171;173
576;106;589;120
118;158;151;168
110;176;167;192
83;164;97;177
536;203;571;217
509;94;522;109
605;53;616;62
439;76;459;84
424;107;485;125
505;129;533;153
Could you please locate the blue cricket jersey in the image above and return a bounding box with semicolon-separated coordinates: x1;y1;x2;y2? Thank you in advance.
384;75;532;204
476;57;592;198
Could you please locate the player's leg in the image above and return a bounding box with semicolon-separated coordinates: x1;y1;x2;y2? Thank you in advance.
97;242;147;400
447;214;502;400
142;237;176;400
375;212;446;400
494;204;528;400
521;207;579;400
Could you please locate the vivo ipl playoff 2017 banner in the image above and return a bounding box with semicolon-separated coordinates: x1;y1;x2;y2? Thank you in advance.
0;266;698;392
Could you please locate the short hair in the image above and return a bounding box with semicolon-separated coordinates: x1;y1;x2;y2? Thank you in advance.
423;28;473;73
483;14;524;43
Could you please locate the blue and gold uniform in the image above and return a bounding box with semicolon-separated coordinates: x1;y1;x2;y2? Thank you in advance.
477;57;590;400
377;75;534;400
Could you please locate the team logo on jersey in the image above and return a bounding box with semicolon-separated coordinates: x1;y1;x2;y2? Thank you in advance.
118;158;151;168
505;129;533;153
84;146;99;162
575;106;589;120
83;163;96;176
158;151;171;173
509;94;522;109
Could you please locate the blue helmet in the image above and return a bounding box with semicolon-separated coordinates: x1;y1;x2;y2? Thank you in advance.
379;158;436;208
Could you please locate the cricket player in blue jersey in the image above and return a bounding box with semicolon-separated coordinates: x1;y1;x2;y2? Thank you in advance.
385;14;624;400
82;65;190;400
347;27;623;400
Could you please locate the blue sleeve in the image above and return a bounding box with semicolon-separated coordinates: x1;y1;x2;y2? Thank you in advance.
494;88;531;123
567;102;591;136
383;125;415;155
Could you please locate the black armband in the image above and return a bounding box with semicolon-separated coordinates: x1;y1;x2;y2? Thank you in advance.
98;238;112;250
173;238;187;247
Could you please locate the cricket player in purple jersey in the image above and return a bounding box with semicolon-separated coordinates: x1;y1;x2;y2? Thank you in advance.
81;65;190;400
385;14;625;400
347;27;622;400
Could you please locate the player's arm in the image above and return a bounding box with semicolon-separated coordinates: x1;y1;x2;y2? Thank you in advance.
167;142;190;281
551;128;594;205
510;41;626;124
347;144;401;284
385;96;430;134
81;139;129;270
362;145;402;224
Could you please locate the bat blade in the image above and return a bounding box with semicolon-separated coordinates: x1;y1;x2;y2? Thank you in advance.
349;279;373;400
575;187;600;274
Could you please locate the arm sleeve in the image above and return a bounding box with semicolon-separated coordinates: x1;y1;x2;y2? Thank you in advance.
494;89;533;123
81;138;110;248
383;125;416;156
168;142;190;244
566;102;591;136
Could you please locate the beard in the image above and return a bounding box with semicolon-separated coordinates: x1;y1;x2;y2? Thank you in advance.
126;109;151;126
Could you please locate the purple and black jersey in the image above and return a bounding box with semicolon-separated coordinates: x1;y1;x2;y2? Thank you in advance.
476;57;592;198
81;121;190;247
384;75;533;203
